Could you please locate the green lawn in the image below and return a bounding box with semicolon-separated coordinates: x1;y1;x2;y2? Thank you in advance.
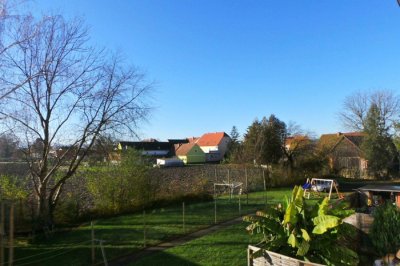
131;222;259;266
10;188;293;266
131;191;352;266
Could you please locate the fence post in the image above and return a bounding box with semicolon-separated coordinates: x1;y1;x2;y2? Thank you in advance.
143;209;146;248
214;184;217;224
91;221;95;265
263;170;266;204
182;202;185;233
228;169;232;200
9;202;14;266
245;168;248;205
239;188;242;215
0;202;4;266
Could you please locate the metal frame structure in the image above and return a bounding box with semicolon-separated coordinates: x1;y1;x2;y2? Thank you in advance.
303;178;341;200
213;181;243;200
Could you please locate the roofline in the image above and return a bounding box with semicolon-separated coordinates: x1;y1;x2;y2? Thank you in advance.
358;185;400;193
329;135;362;154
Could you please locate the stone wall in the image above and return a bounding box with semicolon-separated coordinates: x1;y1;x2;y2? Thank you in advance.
148;164;298;200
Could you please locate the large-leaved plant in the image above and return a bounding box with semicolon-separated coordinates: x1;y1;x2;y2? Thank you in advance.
244;186;358;265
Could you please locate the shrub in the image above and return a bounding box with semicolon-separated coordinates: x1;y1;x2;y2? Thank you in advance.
370;203;400;257
86;149;152;215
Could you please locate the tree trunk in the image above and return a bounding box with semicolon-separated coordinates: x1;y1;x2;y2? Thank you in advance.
36;185;52;229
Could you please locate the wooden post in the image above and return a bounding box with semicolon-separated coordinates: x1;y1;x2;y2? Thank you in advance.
91;221;95;265
214;185;217;224
263;170;266;204
245;168;248;205
143;209;146;248
228;169;232;200
266;167;269;204
239;188;242;215
182;202;185;233
0;202;4;266
9;203;14;266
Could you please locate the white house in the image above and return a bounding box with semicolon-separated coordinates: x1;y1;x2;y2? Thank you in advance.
196;132;231;162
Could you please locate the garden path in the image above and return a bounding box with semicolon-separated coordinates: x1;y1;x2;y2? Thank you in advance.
109;216;243;265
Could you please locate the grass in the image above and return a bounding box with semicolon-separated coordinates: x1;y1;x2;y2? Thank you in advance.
131;191;353;266
131;222;259;266
10;188;293;266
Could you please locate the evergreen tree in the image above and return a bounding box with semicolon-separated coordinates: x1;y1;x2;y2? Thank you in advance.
394;122;400;151
243;119;263;164
225;126;242;163
259;115;286;165
362;104;399;178
242;115;286;165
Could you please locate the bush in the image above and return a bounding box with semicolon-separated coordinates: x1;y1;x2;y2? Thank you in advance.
86;149;152;215
370;203;400;257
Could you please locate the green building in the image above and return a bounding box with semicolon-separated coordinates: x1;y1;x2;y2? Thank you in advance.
175;142;205;164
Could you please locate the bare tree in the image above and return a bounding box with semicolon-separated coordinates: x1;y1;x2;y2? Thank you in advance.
0;0;37;100
0;15;151;227
339;90;400;132
283;122;315;177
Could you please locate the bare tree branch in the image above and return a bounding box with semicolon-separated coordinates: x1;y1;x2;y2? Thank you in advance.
0;14;152;226
339;90;400;132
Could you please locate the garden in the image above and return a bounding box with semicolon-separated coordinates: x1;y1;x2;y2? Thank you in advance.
3;189;291;266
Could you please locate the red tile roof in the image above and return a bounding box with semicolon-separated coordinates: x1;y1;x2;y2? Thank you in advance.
196;132;229;147
175;142;197;156
187;137;199;143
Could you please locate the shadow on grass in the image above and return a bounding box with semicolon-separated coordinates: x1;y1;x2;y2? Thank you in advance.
131;251;201;266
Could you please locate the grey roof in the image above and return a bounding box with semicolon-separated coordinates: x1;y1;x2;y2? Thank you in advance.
358;185;400;193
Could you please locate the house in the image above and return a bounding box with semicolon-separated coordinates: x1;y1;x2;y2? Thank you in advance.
175;142;206;164
318;132;366;178
195;132;231;162
117;140;172;157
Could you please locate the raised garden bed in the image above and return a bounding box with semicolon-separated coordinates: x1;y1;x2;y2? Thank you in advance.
247;245;325;266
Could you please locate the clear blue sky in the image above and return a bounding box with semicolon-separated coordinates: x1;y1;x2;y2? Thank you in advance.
31;0;400;141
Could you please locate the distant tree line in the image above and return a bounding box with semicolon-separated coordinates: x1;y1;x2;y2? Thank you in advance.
226;115;324;180
226;90;400;180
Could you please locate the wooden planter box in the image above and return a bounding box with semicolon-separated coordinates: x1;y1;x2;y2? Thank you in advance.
247;245;326;266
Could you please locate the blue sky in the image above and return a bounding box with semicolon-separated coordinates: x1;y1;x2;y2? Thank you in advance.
31;0;400;140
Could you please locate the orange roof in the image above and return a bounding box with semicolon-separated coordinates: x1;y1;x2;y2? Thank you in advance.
187;137;199;143
318;132;365;151
285;135;308;146
196;132;229;147
175;142;198;156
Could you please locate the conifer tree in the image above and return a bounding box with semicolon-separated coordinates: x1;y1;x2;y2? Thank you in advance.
362;104;399;178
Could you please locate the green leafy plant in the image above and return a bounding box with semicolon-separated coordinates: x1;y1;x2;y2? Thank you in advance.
0;175;28;201
86;149;152;214
370;203;400;258
244;186;358;265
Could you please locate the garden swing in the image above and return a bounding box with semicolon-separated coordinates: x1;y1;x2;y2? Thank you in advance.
302;178;343;200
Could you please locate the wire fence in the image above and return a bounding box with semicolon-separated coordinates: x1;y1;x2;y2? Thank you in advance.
2;165;306;266
3;188;291;266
